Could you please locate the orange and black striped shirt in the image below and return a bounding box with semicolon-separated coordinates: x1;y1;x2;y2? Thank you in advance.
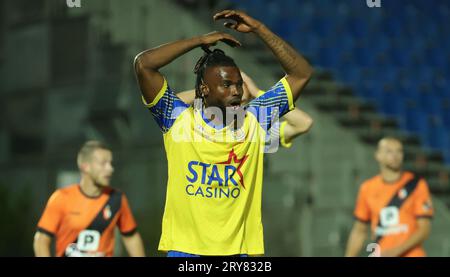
37;184;137;257
354;171;433;257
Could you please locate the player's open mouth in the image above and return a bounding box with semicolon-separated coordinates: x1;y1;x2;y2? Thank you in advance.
228;99;241;110
227;105;241;112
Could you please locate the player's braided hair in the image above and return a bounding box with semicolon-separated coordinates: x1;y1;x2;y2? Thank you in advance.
194;46;238;99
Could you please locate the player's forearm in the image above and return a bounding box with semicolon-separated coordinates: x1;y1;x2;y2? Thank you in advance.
122;233;145;257
391;227;430;257
283;108;313;134
253;25;313;88
345;229;367;257
134;36;203;72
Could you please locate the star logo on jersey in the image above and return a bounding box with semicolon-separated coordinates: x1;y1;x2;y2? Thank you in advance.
218;149;249;189
398;188;407;199
103;205;112;220
422;201;432;212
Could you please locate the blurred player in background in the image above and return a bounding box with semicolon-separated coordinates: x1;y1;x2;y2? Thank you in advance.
177;71;314;148
345;137;433;257
34;141;145;257
134;10;313;256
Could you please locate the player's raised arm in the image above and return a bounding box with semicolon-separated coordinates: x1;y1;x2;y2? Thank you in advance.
282;109;313;140
214;10;313;101
133;32;241;104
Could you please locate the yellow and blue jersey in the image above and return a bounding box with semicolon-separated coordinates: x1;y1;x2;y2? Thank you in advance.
256;90;293;149
142;77;294;255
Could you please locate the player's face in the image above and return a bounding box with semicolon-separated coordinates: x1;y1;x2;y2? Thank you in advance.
202;66;244;111
376;139;404;171
86;149;114;187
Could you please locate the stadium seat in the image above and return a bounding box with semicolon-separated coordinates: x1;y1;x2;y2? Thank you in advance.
428;119;449;150
405;109;429;145
233;0;450;164
380;91;406;120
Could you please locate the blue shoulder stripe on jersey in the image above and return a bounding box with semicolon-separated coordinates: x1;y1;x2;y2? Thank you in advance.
143;78;189;133
244;78;292;132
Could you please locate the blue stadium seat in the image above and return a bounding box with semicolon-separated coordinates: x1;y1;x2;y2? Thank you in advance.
317;47;342;68
353;47;377;66
272;18;300;42
399;85;420;105
419;92;443;118
380;91;406;121
428;119;449;151
360;81;387;109
426;47;448;68
347;17;369;38
389;47;412;66
443;107;450;129
375;66;397;83
311;17;336;37
383;17;402;37
405;108;429;145
416;67;435;84
234;0;450;164
334;66;360;84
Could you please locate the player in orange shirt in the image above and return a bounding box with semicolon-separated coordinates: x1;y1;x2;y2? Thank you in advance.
345;137;433;257
33;141;145;257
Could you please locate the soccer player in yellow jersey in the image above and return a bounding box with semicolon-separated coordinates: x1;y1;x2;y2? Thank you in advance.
134;10;313;256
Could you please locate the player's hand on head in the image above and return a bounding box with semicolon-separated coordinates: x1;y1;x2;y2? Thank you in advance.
241;71;250;81
240;71;260;98
213;10;262;33
200;31;241;48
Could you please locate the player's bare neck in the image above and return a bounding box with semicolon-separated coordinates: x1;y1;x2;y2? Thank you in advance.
380;168;403;184
79;178;102;198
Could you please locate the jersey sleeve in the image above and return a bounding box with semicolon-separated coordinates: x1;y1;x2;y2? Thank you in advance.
353;183;371;223
37;190;64;236
142;77;189;133
413;179;434;218
117;194;138;236
280;121;293;148
245;77;295;132
263;120;292;153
